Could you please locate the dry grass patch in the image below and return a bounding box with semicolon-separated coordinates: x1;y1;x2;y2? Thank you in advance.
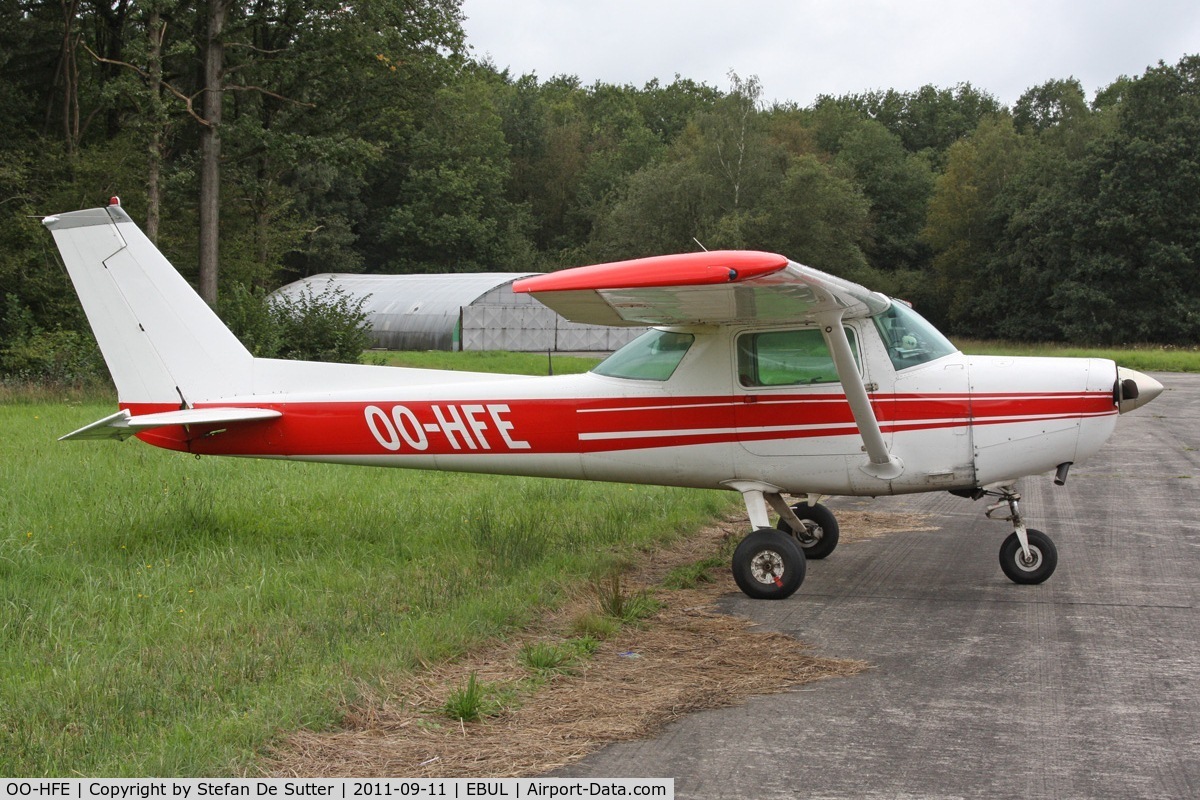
268;508;935;778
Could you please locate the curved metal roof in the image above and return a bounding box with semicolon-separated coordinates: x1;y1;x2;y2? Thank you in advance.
272;272;538;350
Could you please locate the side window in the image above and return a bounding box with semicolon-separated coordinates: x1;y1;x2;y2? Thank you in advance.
592;329;695;381
737;328;858;387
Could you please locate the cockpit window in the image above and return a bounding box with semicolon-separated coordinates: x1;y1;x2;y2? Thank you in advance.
592;329;695;381
873;301;958;371
737;328;858;387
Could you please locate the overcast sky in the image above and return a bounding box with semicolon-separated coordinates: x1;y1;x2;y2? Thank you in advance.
459;0;1200;107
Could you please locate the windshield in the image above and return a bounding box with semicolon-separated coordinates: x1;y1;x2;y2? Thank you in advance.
873;301;958;371
592;329;695;381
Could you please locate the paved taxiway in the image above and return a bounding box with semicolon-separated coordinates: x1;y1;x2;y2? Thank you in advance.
558;373;1199;799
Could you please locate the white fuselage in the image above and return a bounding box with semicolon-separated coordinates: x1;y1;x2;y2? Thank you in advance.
128;322;1121;498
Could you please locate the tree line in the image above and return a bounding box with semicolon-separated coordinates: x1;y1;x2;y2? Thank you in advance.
3;0;1199;374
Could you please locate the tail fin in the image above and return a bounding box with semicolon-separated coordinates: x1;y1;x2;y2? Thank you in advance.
43;203;252;406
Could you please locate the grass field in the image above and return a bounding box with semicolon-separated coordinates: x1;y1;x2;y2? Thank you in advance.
956;340;1200;372
367;349;601;375
369;341;1200;375
0;352;734;776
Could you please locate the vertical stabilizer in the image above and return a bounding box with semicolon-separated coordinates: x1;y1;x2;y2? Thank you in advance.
43;204;252;406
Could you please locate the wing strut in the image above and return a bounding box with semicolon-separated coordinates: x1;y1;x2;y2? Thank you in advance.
817;310;903;481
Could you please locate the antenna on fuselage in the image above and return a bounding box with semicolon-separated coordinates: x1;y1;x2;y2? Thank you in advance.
692;237;709;252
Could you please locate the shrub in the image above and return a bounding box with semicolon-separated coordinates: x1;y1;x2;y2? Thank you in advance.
0;294;107;387
220;278;371;363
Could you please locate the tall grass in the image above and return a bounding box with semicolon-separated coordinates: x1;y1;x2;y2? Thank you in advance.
367;349;601;375
0;401;735;776
956;340;1200;373
375;341;1200;376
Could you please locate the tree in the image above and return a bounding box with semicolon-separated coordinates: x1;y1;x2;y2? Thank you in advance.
197;0;230;306
1047;57;1200;343
922;114;1026;333
743;154;871;277
372;73;533;272
1013;78;1089;133
815;83;1002;162
833;120;934;273
587;155;723;259
695;72;776;213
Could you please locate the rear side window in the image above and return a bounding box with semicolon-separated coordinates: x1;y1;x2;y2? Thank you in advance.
592;329;695;381
737;328;859;387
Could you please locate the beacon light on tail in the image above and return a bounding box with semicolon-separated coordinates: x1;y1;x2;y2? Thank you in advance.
44;200;1163;599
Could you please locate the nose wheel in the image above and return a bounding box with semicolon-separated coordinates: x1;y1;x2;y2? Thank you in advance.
999;528;1058;584
985;487;1058;585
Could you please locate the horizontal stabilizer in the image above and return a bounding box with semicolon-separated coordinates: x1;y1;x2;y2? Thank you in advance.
60;407;282;442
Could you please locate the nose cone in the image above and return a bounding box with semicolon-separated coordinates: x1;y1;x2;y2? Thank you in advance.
1116;367;1164;414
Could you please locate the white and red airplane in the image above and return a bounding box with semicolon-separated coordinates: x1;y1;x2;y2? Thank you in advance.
45;200;1162;599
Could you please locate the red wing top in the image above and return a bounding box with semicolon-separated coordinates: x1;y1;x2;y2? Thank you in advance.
512;251;790;292
512;250;890;327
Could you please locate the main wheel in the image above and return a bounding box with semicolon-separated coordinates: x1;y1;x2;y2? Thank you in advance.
999;529;1058;584
732;528;806;600
776;502;840;560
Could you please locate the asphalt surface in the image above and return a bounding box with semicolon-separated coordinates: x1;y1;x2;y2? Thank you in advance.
557;373;1200;799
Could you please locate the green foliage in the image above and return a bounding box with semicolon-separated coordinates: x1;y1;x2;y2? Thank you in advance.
833;121;935;273
569;611;621;641
217;284;284;358
594;573;661;625
957;339;1200;373
1013;78;1090;133
372;75;535;273
370;349;600;376
923;55;1200;344
660;555;726;590
220;279;370;363
814;83;1003;161
270;281;371;362
442;673;504;722
744;154;872;276
0;295;107;386
923;114;1028;333
518;641;581;675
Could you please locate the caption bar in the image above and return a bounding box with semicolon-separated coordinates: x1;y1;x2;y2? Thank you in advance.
2;780;672;800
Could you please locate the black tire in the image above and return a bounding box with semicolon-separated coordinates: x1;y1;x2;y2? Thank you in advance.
776;502;840;560
999;529;1058;584
732;528;806;600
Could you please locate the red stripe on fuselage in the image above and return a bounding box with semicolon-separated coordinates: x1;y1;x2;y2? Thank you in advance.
122;391;1116;457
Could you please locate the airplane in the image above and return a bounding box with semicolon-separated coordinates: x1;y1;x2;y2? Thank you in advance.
43;199;1163;600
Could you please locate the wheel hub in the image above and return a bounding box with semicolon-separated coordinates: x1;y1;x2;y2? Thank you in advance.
750;550;785;585
1017;546;1043;571
796;520;822;546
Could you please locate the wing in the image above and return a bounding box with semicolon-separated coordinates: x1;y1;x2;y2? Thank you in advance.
512;250;890;327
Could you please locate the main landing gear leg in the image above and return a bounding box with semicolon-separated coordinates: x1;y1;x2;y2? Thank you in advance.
730;488;806;600
985;486;1058;584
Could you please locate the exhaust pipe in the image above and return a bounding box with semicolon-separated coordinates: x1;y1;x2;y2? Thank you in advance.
1054;462;1072;486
